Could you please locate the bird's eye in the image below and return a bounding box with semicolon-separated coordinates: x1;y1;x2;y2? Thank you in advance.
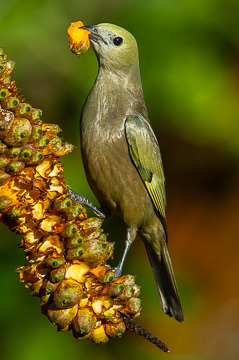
113;36;123;46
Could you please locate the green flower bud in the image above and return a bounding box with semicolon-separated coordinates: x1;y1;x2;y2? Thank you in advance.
0;88;10;100
31;108;42;121
0;53;7;62
30;125;43;141
45;256;65;269
6;160;25;174
3;118;32;146
54;198;72;212
0;64;5;75
2;97;19;111
65;204;83;220
61;223;78;238
66;235;84;249
7;147;21;159
108;283;125;297
28;150;44;164
15;102;32;117
100;270;115;283
37;135;50;148
66;247;84;260
50;265;66;283
117;285;135;301
19;148;33;161
53;279;83;309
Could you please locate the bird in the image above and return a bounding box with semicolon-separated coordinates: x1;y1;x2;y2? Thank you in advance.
77;23;183;322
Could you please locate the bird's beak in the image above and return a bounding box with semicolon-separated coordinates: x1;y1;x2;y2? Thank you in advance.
80;25;107;44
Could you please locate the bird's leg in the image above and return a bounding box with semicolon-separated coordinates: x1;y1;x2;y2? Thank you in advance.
68;189;109;219
114;227;137;278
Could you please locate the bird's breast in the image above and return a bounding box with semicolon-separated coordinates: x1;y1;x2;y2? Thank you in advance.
81;116;154;228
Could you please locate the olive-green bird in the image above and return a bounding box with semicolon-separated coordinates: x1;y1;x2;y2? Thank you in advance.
78;23;183;322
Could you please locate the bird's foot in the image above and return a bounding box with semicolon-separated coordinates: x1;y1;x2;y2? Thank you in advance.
68;190;106;219
112;265;122;279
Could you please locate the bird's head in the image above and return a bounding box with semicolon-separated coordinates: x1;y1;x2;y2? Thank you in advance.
81;23;139;70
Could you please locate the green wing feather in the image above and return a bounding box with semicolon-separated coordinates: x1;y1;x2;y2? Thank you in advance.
125;113;166;219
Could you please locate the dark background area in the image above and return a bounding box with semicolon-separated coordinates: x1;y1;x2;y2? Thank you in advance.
1;1;239;359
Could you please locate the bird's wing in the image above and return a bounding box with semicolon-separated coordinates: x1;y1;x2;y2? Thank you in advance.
125;113;166;220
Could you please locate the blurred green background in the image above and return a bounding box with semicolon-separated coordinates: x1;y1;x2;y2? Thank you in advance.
1;0;239;359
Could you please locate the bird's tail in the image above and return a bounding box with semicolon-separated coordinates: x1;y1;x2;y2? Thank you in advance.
145;241;184;322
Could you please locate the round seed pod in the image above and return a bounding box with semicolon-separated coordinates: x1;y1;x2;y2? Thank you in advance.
3;117;32;146
81;239;113;266
47;303;78;329
72;307;97;336
53;279;83;309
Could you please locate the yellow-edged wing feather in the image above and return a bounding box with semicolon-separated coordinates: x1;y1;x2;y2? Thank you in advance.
125;113;166;220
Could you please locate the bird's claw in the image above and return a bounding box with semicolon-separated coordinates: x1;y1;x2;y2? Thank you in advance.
68;190;106;218
112;265;123;280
